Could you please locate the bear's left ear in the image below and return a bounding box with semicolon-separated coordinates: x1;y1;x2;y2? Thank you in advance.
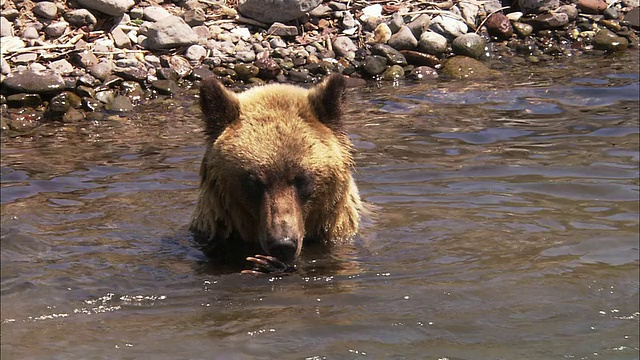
308;73;347;131
199;77;240;141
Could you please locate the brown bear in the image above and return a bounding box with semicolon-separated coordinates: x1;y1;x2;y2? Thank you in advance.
190;74;361;273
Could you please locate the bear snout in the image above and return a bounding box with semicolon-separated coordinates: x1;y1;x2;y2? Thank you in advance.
266;237;299;263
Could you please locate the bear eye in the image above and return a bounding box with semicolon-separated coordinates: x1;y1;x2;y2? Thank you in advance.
293;173;315;201
244;173;265;201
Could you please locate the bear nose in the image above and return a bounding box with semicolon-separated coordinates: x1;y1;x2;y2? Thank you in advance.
267;237;298;263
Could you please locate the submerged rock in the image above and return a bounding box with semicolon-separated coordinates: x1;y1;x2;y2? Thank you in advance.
440;56;500;79
2;69;66;94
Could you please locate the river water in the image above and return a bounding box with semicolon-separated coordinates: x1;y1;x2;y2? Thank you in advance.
1;53;639;359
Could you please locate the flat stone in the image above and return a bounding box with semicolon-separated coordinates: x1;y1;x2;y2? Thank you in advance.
145;16;199;50
64;9;97;29
2;69;66;94
190;65;214;80
33;2;58;19
238;0;322;23
22;27;40;40
105;95;134;112
1;17;13;37
111;27;131;49
371;43;407;66
76;0;135;16
418;31;448;55
89;60;114;81
151;79;178;95
48;59;74;75
451;33;486;59
530;12;570;29
114;66;147;82
518;0;559;14
6;93;42;108
143;6;172;22
400;50;441;67
577;0;608;14
267;22;299;37
71;50;99;68
184;8;207;26
388;25;418;50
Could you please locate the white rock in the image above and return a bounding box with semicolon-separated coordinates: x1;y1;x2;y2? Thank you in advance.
1;17;13;37
429;14;468;40
143;6;172;22
230;27;251;40
362;4;383;18
145;16;199;50
0;36;25;54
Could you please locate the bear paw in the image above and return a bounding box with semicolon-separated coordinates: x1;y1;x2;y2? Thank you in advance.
241;254;297;276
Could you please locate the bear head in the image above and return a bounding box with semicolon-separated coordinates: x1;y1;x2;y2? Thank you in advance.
191;74;361;264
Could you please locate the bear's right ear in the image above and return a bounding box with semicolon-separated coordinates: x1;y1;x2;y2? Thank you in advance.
199;77;240;141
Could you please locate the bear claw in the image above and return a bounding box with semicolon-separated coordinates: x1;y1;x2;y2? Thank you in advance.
242;254;296;275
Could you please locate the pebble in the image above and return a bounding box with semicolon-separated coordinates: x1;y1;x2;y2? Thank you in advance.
485;13;514;39
408;66;439;80
406;14;431;38
64;9;97;28
76;0;135;16
418;31;448;55
185;45;207;63
267;22;299;37
530;12;570;29
33;2;58;20
518;0;559;14
373;23;392;43
145;16;199;50
151;79;179;95
363;55;387;75
430;15;468;40
441;56;500;79
7;93;43;108
22;27;40;40
382;65;404;80
333;36;358;59
451;33;486;59
48;59;74;75
105;95;134;112
371;44;408;66
400;50;441;67
388;26;418;50
513;22;534;37
593;28;629;51
0;17;13;37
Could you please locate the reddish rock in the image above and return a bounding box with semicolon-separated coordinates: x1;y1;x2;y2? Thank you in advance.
576;0;607;14
485;13;513;39
399;50;440;67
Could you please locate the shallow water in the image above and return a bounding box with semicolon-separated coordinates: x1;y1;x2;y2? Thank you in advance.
2;53;639;359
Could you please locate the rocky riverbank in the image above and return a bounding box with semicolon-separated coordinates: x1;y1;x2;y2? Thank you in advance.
0;0;638;134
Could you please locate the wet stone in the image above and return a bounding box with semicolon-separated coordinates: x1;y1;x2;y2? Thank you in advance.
556;5;579;21
157;67;179;81
2;69;66;94
452;33;487;59
114;66;147;82
190;65;214;80
363;55;388;75
530;12;570;29
441;55;500;79
6;93;43;108
371;44;408;66
105;95;134;112
152;79;179;95
235;63;260;80
62;108;85;122
623;7;639;29
513;22;534;37
83;97;103;112
408;66;439;80
288;69;313;82
382;65;404;80
593;28;629;51
486;13;514;39
255;56;280;78
577;0;608;14
212;67;238;80
49;91;82;114
400;50;441;67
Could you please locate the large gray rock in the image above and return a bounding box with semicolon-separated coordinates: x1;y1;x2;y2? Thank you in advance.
33;2;58;19
451;33;486;59
144;16;199;50
2;69;66;94
76;0;135;16
238;0;322;23
332;36;358;59
418;31;448;55
388;25;418;50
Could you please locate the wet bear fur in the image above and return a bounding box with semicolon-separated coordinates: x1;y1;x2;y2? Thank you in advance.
190;74;361;266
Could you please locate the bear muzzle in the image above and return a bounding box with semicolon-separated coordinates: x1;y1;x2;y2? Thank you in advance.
259;188;304;263
265;236;300;263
